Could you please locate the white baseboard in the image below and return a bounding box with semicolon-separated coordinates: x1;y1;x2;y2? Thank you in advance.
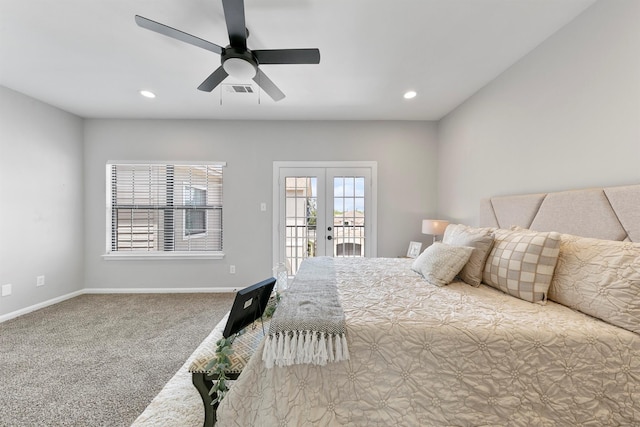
1;287;239;323
0;290;84;323
83;287;240;294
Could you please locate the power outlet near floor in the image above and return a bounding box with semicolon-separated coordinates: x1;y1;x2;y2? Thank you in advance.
1;284;12;297
229;265;236;274
37;275;45;287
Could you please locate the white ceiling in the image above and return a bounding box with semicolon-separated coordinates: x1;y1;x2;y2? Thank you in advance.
0;0;596;120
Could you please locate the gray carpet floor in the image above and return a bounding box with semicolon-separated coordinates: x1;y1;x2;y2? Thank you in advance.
0;293;234;427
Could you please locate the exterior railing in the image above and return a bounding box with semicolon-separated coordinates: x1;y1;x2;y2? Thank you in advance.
285;225;365;275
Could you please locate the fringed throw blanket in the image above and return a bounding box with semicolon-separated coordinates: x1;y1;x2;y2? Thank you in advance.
262;257;349;368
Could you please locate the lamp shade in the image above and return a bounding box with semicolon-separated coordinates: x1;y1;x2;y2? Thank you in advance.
422;219;450;236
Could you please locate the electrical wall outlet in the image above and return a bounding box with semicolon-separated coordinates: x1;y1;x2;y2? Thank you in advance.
230;265;236;274
260;202;267;212
2;284;12;297
37;275;45;287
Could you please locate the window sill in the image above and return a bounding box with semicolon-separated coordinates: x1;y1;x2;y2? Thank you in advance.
102;252;225;261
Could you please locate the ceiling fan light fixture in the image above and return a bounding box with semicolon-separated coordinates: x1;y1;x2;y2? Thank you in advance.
403;90;417;99
223;58;257;80
139;90;156;99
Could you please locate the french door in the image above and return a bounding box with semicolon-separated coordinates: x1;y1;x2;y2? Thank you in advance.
273;162;377;276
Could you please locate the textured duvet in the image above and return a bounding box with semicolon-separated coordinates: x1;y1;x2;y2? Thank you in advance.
217;257;640;426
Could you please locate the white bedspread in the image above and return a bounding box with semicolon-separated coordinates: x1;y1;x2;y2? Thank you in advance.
217;257;640;426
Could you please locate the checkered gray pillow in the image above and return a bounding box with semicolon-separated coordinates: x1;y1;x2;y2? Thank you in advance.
483;228;561;304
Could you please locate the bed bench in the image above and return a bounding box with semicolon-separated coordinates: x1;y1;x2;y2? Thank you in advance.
188;322;268;427
189;277;276;427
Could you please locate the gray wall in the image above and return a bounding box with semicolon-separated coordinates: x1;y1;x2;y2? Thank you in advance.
83;119;438;290
437;0;640;226
0;86;84;317
4;0;639;316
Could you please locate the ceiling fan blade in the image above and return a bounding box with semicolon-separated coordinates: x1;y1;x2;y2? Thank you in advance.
197;66;229;92
135;15;223;55
253;49;321;65
222;0;247;50
252;68;285;102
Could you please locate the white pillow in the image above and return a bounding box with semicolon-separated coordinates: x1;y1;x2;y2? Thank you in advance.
442;224;495;287
411;242;474;287
548;233;640;334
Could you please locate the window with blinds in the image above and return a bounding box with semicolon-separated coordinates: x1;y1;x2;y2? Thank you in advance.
106;162;224;257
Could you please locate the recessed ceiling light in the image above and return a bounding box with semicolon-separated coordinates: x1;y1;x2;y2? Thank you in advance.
139;90;156;99
403;91;417;99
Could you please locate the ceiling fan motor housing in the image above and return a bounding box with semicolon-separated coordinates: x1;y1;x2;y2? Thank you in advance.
222;47;258;79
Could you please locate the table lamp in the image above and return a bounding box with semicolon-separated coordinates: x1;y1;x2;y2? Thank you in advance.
422;219;450;244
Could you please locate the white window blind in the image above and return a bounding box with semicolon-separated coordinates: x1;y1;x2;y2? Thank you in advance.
106;162;224;256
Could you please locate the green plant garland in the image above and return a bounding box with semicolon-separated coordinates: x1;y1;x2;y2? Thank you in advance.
205;292;280;405
205;335;236;405
263;292;281;318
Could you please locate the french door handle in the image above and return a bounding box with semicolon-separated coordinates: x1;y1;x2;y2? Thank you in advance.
327;235;333;240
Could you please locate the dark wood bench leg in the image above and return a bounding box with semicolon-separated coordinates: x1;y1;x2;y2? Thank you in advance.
192;372;218;427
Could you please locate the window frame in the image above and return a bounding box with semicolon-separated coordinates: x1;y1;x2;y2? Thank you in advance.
103;160;225;261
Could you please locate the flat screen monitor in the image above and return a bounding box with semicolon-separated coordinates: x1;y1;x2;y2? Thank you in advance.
223;277;276;338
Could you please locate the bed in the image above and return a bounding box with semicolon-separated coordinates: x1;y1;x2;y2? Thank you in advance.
216;184;640;426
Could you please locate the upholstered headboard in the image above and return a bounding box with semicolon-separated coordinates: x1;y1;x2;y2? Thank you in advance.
479;184;640;243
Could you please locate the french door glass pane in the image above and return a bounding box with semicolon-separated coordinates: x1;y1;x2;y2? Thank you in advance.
333;177;365;257
284;177;317;275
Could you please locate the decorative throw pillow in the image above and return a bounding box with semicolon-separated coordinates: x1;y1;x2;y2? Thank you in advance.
443;224;495;287
483;228;561;304
411;242;474;287
548;233;640;334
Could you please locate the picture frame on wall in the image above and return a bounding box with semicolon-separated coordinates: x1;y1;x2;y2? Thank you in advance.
406;241;422;258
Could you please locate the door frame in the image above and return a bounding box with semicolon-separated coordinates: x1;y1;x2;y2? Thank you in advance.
272;161;378;270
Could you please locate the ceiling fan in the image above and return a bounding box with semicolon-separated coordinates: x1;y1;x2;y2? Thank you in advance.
135;0;320;102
